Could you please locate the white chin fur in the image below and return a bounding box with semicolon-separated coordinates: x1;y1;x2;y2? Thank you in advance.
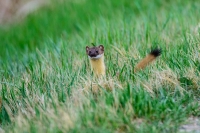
88;54;103;59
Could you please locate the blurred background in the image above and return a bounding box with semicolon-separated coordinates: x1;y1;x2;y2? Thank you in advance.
0;0;46;24
0;0;200;132
0;0;48;61
1;0;116;61
0;0;199;62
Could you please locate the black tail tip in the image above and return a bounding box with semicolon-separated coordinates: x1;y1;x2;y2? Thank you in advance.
150;48;162;57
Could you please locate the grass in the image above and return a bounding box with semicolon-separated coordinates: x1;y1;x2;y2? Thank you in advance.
0;0;200;132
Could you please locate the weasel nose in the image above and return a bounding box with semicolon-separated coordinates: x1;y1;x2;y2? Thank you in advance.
89;53;96;57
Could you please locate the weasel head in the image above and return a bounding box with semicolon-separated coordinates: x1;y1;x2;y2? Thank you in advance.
86;45;104;60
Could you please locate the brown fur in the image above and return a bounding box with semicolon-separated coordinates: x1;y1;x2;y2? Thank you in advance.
86;45;104;58
134;48;161;72
86;45;161;76
134;55;157;72
86;45;105;76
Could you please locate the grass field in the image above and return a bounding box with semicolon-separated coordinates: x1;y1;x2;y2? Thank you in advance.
0;0;200;132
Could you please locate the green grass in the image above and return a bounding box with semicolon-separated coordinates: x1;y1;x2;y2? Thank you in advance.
0;0;200;132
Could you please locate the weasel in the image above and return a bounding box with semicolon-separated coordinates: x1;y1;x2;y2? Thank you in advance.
86;45;161;76
134;48;161;72
86;45;105;76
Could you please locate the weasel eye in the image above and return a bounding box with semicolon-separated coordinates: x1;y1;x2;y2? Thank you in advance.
89;51;91;54
96;50;98;53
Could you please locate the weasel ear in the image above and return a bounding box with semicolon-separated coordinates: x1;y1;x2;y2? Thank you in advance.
86;46;90;53
99;45;104;51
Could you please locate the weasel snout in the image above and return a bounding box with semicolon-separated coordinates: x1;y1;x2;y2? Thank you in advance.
86;45;104;59
88;51;98;57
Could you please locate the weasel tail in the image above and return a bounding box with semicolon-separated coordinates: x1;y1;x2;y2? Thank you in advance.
134;48;161;72
86;44;161;77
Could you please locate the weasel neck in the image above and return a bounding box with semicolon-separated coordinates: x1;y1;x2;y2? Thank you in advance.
89;54;105;76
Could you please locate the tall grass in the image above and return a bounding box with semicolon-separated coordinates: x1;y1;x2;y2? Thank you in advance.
0;0;200;132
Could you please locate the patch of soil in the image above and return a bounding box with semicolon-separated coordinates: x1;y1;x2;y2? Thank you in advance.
179;117;200;133
0;0;47;24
